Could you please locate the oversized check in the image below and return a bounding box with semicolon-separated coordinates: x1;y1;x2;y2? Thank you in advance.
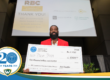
25;44;83;73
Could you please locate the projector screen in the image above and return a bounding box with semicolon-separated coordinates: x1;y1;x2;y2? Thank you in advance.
12;0;96;36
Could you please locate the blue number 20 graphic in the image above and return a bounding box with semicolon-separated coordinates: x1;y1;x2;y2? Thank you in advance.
0;52;17;64
0;52;7;63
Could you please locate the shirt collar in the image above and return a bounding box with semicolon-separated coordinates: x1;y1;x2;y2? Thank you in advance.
51;40;58;46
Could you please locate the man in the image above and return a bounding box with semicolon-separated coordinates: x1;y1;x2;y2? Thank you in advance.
23;25;69;73
41;25;69;46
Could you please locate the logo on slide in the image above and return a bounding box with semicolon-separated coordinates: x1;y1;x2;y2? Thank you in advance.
25;1;40;5
79;9;86;13
53;16;57;20
0;47;22;76
30;46;37;52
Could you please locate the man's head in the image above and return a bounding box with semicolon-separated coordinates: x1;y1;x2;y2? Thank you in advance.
50;25;59;40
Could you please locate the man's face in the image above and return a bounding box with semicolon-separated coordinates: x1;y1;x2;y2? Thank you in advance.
50;26;59;40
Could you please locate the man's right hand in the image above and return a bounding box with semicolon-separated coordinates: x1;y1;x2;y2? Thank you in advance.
23;68;30;73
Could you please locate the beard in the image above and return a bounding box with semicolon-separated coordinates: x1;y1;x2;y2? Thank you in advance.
50;32;58;40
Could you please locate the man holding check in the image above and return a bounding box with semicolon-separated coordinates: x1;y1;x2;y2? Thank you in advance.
23;25;69;73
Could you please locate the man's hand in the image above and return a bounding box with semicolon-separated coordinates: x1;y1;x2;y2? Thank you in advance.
23;68;30;73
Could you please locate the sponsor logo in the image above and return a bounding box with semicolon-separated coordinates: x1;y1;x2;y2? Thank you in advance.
79;9;86;13
30;46;37;52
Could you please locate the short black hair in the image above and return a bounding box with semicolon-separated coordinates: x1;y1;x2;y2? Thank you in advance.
50;25;58;30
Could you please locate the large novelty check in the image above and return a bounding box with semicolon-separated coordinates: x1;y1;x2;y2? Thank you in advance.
25;44;83;73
